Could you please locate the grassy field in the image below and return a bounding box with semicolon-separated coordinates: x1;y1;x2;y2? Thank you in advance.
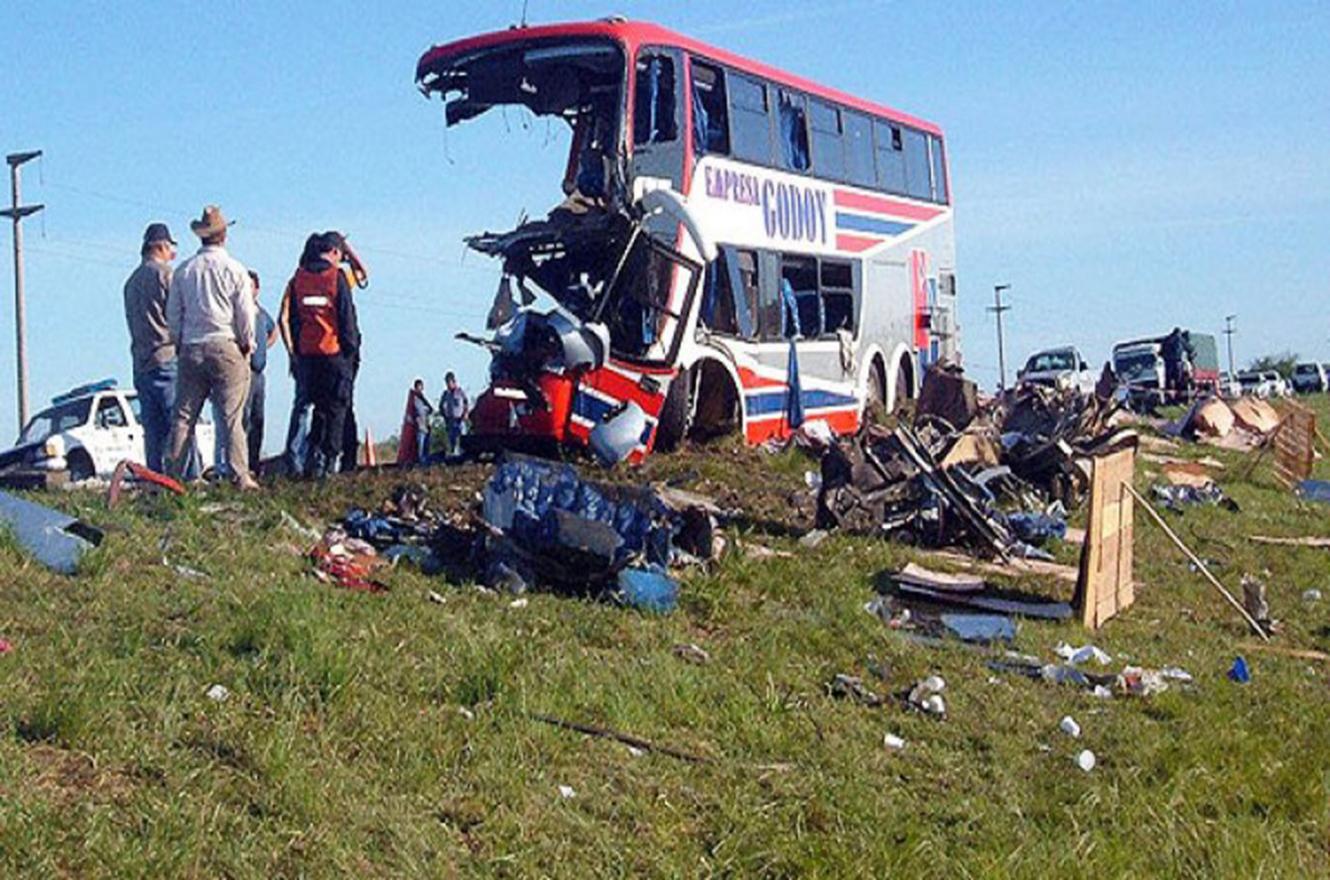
2;398;1329;878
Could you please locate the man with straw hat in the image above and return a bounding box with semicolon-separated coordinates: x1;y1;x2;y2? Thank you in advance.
165;205;259;489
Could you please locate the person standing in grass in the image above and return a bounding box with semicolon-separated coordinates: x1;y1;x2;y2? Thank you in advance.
123;222;179;473
439;371;469;456
409;378;435;463
165;205;258;489
244;270;279;472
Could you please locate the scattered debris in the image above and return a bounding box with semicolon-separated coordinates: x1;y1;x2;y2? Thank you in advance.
939;613;1017;644
1059;716;1081;738
615;567;678;613
426;590;447;604
531;713;708;763
205;684;230;703
1248;535;1330;549
1054;643;1113;666
889;570;1073;621
883;732;907;751
894;563;986;593
0;638;13;654
1075;749;1097;772
457;706;475;721
672;643;710;665
107;459;186;508
1295;480;1330;504
1238;642;1329;663
907;675;947;718
508;597;528;609
1227;656;1251;684
827;673;884;707
798;529;829;549
1151;482;1237;513
1240;575;1272;631
1303;588;1323;603
308;529;390;593
557;785;577;800
0;490;103;574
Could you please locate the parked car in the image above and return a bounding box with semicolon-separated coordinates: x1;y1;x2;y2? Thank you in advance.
0;379;216;480
1217;371;1242;399
1017;346;1097;396
1264;371;1292;397
1236;371;1277;398
1291;362;1327;394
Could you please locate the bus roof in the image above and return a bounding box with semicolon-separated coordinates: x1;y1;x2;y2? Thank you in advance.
416;18;943;137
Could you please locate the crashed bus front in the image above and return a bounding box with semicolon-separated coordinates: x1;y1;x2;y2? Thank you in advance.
417;22;705;463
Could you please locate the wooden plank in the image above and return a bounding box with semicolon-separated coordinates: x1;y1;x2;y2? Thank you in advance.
1272;402;1315;488
1077;446;1135;629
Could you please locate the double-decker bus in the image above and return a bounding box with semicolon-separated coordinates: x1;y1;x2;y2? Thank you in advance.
416;17;958;460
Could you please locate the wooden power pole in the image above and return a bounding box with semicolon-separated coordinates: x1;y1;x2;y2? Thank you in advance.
1;150;44;429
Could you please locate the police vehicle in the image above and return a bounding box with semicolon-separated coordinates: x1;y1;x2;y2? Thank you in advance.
1;379;217;480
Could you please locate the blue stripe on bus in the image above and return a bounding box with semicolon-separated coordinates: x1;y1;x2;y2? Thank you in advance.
834;212;914;237
572;391;653;445
744;388;859;416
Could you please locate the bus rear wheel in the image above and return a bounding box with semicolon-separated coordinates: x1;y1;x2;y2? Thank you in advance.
893;357;914;415
863;360;887;425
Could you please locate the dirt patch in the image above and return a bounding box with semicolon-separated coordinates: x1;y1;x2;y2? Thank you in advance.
25;743;133;805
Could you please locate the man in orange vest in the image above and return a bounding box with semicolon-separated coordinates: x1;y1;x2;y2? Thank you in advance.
286;233;360;478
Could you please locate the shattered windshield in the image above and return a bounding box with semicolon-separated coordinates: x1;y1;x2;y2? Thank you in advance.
421;38;625;206
1026;350;1076;373
1115;351;1159;380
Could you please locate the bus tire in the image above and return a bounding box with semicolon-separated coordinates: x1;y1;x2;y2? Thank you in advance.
690;360;740;440
893;356;915;415
654;366;693;452
864;358;887;425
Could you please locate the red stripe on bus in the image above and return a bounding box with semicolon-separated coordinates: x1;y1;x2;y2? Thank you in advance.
836;234;882;253
582;368;667;418
736;365;787;390
744;409;861;444
833;190;944;222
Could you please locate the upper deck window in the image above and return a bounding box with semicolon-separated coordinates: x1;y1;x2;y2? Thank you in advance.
690;60;730;156
928;135;948;203
633;54;678;145
843;111;875;188
902;127;931;201
874;120;907;195
810;99;845;180
777;90;810;172
730;73;773;165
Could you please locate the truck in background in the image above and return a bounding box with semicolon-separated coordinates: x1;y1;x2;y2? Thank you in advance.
1016;346;1097;396
1112;329;1219;409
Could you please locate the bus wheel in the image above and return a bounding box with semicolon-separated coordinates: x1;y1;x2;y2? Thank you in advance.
690;361;739;440
892;357;914;415
654;366;693;452
864;359;887;425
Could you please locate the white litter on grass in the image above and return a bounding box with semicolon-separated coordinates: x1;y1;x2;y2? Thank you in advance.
1055;642;1112;666
1059;715;1081;738
1160;666;1194;683
557;784;577;799
509;598;529;609
626;746;646;757
1091;685;1114;699
804;470;822;490
427;590;447;605
1303;588;1322;603
457;707;475;721
1076;749;1097;772
205;684;230;703
883;733;907;751
921;674;946;693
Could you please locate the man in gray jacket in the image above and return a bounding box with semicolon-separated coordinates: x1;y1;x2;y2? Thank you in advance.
122;222;178;472
165;205;258;489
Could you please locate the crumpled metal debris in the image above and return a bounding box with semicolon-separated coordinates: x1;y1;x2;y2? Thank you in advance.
827;673;884;707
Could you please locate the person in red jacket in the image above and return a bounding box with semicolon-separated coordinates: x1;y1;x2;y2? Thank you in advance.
286;232;360;478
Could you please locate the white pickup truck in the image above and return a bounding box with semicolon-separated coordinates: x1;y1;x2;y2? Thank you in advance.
1016;346;1097;396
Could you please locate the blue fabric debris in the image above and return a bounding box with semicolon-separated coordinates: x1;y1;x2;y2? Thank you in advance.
616;566;679;614
1296;480;1330;504
483;456;674;569
786;337;805;430
1005;511;1067;546
1227;655;1250;683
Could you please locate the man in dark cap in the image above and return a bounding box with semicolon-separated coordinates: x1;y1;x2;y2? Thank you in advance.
123;222;179;472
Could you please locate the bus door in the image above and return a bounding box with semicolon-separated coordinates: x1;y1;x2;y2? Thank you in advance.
629;47;686;193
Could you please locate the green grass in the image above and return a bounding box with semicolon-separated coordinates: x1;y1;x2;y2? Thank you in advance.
1;402;1329;877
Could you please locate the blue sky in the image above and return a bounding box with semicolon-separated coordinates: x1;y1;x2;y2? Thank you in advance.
1;1;1327;446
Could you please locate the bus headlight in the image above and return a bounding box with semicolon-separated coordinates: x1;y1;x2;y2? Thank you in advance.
41;436;65;459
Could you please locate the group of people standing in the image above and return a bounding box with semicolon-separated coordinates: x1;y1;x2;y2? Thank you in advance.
122;204;369;487
401;371;470;464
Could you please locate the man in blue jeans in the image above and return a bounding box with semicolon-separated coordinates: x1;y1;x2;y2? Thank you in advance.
122;222;179;472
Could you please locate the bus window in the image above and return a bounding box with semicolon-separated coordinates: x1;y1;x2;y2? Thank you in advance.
928;135;948;204
702;247;757;337
777;90;810;172
780;255;820;338
810;99;844;180
690;60;730;155
874;120;906;194
903;127;931;201
729;73;772;165
633;54;678;145
820;260;855;334
843;111;875;188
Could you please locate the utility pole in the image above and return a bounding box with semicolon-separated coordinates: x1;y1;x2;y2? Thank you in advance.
1;150;43;429
1223;314;1237;379
989;284;1011;391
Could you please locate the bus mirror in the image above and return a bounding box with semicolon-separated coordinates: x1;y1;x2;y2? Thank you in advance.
638;188;717;262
